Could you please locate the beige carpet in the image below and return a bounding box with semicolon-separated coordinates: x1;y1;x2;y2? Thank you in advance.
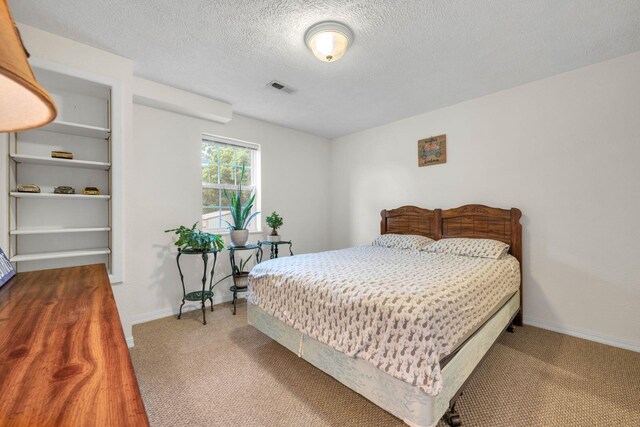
130;303;640;427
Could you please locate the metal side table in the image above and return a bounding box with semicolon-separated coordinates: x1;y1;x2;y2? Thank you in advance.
176;248;219;325
257;240;293;259
228;244;262;315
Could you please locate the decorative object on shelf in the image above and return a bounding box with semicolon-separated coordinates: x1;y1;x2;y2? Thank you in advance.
224;163;260;247
83;187;101;195
0;0;57;131
258;240;294;260
265;211;284;242
54;186;75;194
51;150;73;160
228;244;263;315
17;184;40;193
0;247;16;288
164;222;225;252
305;21;354;62
418;134;447;167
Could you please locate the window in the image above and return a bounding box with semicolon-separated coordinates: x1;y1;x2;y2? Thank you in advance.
201;135;260;232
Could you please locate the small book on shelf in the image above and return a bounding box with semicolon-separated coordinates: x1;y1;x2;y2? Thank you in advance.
51;151;73;159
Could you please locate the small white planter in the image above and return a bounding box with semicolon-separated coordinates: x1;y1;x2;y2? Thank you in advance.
267;234;281;242
234;272;249;289
230;229;249;247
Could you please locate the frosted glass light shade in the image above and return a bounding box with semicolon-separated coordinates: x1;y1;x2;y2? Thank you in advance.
305;21;354;62
0;0;56;132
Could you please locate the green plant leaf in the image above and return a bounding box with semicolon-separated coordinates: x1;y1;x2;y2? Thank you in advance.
240;193;255;225
265;211;283;230
242;211;261;229
220;162;258;230
164;221;225;252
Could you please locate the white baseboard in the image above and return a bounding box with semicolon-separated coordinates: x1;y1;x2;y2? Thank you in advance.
130;294;235;326
524;317;640;353
126;336;135;348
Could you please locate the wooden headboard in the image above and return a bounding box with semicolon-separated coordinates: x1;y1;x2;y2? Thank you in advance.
380;204;523;325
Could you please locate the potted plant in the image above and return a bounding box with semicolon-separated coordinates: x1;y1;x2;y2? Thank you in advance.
224;164;259;247
233;255;252;288
164;222;225;252
265;211;283;242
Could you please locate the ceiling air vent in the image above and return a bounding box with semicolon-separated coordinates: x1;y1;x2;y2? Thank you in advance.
267;80;296;94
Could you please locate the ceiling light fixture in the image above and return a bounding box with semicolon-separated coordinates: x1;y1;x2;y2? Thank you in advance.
0;0;57;131
304;21;354;63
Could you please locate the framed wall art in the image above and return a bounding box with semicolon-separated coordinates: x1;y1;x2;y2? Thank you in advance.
418;134;446;167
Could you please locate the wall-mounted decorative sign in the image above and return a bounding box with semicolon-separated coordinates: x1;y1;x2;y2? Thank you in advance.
0;247;16;288
418;134;447;167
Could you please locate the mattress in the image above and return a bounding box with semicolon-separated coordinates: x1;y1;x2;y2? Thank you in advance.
248;246;520;396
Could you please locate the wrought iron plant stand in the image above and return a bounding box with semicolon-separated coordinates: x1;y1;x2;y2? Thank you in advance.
176;247;219;325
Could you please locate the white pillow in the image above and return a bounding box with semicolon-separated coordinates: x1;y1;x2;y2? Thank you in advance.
426;238;510;259
372;234;434;251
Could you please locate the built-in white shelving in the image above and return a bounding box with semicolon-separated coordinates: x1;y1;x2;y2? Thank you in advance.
10;227;111;235
7;64;115;276
44;120;110;139
10;192;110;200
10;248;111;263
10;154;111;170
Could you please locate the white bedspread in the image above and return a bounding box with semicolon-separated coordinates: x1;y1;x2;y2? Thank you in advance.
248;246;520;396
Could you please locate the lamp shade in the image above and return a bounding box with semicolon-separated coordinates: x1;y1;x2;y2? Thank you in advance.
0;0;56;132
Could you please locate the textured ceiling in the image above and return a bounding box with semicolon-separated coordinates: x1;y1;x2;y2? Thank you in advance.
10;0;640;139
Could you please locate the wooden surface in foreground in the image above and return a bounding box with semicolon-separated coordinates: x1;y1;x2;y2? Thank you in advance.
0;264;149;426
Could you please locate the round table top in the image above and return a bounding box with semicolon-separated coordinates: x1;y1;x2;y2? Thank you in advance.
258;240;292;246
178;247;220;254
227;244;261;250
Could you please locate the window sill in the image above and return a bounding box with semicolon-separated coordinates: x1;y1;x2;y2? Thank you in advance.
203;230;264;236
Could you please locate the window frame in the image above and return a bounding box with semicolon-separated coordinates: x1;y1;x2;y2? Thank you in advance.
201;134;261;234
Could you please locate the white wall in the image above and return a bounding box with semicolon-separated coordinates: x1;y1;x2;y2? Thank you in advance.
127;103;330;325
330;52;640;351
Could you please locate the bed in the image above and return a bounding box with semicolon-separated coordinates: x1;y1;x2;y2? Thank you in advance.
247;204;523;427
